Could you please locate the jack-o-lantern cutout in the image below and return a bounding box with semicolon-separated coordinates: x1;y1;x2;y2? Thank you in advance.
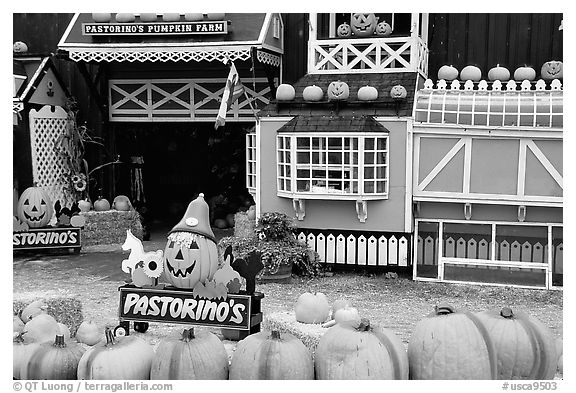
375;21;392;37
327;81;350;101
351;13;378;37
390;85;407;100
540;61;563;80
337;22;351;37
17;186;53;228
162;194;219;289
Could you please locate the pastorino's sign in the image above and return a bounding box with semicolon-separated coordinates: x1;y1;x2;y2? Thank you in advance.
13;227;81;250
119;286;252;330
82;21;228;36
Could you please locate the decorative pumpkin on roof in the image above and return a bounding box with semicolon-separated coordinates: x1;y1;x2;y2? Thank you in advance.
13;41;28;53
390;84;407;100
540;61;563;80
438;65;459;81
513;66;537;81
327;80;350;101
302;85;324;102
357;85;378;101
337;22;352;37
17;186;53;228
460;65;482;82
351;13;378;37
488;64;511;81
163;193;219;289
375;21;393;37
92;13;112;23
276;84;296;101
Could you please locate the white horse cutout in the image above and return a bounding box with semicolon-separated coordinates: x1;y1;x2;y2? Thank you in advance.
121;229;164;278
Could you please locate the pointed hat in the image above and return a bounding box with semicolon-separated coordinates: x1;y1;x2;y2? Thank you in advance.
168;193;215;243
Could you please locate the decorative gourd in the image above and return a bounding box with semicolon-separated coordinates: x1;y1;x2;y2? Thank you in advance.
115;13;136;23
93;197;110;211
333;306;361;329
351;13;378;37
23;313;60;344
185;13;204;22
302;85;324;102
475;307;558;380
438;65;459;81
77;328;154;379
78;199;91;212
20;335;85;380
315;318;409;379
206;13;225;21
390;85;407;100
276;84;296;101
337;22;351;37
20;299;47;322
14;315;25;333
151;328;228;379
230;330;314;379
17;187;53;228
76;320;102;346
92;13;112;22
139;13;158;22
488;64;511;81
162;13;181;22
163;194;219;289
408;304;498;380
357;85;378;101
295;292;330;324
514;66;537;81
460;65;482;82
327;80;350;101
540;61;563;80
113;195;131;211
375;21;392;37
70;214;86;228
13;333;39;379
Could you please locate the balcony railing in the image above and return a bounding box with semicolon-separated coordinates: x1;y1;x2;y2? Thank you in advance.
308;36;428;76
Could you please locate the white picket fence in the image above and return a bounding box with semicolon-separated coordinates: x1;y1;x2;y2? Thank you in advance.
297;231;410;267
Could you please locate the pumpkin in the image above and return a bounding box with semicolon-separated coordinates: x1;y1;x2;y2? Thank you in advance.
13;41;28;53
351;13;378;37
514;66;537;81
331;298;352;318
408;304;498;380
115;13;136;23
438;65;459;81
475;307;558;380
92;13;112;23
295;292;330;324
23;313;60;343
357;85;378;101
94;197;110;211
276;84;296;101
76;320;102;346
185;13;204;21
17;186;53;228
541;61;563;80
151;328;228;379
57;322;71;341
139;13;158;22
230;330;314;379
113;195;131;211
162;13;181;22
163;194;219;289
460;65;482;82
333;306;361;329
20;335;85;380
315;318;408;379
70;214;86;227
206;13;225;21
246;205;256;220
375;21;393;37
78;199;91;212
327;80;350;101
77;327;154;379
390;85;407;100
488;64;511;81
214;218;228;229
302;85;324;102
337;22;351;37
13;333;39;379
20;299;47;322
14;315;25;333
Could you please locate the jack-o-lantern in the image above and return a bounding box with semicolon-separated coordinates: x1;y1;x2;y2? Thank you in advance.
17;187;53;228
327;80;350;101
350;13;378;37
163;193;219;289
390;85;407;100
540;61;563;80
13;41;29;53
375;21;392;37
337;22;351;38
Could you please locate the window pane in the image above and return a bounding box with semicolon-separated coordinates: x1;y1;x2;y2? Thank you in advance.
328;152;342;164
364;181;374;193
443;263;546;287
416;221;440;279
297;152;309;164
365;138;375;150
377;166;387;178
495;225;547;263
297;137;309;149
376;181;386;193
297;180;309;192
364;167;375;179
442;223;492;259
552;226;563;287
377;138;387;150
377;152;387;165
364;152;374;165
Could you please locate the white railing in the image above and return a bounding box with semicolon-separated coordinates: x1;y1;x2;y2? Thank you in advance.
308;36;428;75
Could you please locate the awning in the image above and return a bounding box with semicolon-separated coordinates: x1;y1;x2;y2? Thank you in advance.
277;115;390;133
57;13;283;65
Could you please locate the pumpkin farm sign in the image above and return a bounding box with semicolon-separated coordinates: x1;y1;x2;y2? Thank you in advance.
82;21;228;36
118;286;253;330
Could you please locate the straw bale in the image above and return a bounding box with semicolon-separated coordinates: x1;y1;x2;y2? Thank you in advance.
80;210;143;247
262;311;328;355
234;211;255;238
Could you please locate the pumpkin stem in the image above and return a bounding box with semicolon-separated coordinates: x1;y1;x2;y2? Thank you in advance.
357;318;371;331
53;334;67;348
435;304;456;315
104;327;115;346
270;330;281;340
500;307;514;319
181;328;195;342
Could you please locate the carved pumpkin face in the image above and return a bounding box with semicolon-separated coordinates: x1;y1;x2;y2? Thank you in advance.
390;85;407;100
375;21;392;37
337;22;351;37
540;61;563;80
351;13;377;37
17;187;53;228
327;81;350;101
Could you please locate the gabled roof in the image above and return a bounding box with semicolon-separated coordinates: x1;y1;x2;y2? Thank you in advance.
259;72;418;118
13;56;70;104
277;115;390;133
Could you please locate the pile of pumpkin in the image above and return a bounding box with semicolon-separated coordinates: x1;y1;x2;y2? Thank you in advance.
437;61;563;82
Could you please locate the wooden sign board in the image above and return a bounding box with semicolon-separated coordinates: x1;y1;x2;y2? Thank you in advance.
82;21;228;36
118;286;253;330
13;227;81;251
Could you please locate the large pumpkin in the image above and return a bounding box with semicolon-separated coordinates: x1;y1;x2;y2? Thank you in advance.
17;186;53;228
276;84;296;101
302;85;324;102
295;292;330;324
151;328;228;379
475;307;558;380
350;13;378;37
77;328;154;380
438;65;459;81
13;333;38;379
163;193;219;289
315;318;408;379
76;320;102;346
357;85;378;101
230;330;314;379
20;335;85;380
408;304;498;380
540;61;563;80
327;80;350;101
460;65;482;82
23;313;60;344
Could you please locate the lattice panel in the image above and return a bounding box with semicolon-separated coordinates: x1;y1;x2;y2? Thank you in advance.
29;106;71;207
69;48;252;63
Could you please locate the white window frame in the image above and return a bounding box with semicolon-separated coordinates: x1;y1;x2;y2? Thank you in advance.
245;132;257;196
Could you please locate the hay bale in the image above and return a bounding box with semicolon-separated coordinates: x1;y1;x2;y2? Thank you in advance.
80;210;143;247
263;311;328;355
13;294;83;336
234;211;255;238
